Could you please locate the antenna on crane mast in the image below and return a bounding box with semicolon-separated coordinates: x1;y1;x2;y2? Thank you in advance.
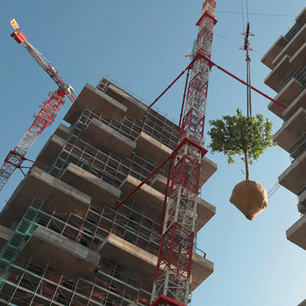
0;19;77;193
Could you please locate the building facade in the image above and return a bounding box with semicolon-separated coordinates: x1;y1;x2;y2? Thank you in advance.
0;77;217;305
261;6;306;306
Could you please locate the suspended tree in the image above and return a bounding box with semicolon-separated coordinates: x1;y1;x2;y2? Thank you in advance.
207;108;275;181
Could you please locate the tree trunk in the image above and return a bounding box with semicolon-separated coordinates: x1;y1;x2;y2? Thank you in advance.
244;146;249;181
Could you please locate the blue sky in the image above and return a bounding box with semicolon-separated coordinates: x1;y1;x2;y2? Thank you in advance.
0;1;305;305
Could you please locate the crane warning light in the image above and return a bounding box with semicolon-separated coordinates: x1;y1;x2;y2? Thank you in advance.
10;19;19;30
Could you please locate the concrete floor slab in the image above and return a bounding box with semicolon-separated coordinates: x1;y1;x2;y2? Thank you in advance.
298;298;306;306
53;123;70;139
20;227;100;280
268;78;302;119
104;82;147;119
274;108;306;152
290;41;306;68
136;132;172;165
264;56;293;91
64;83;127;125
283;88;306;121
0;167;91;229
272;24;306;68
279;150;306;194
200;157;218;186
298;189;306;214
34;135;66;171
120;175;164;218
122;175;215;232
261;36;287;69
81;118;136;157
61;163;121;208
286;213;306;251
99;233;213;292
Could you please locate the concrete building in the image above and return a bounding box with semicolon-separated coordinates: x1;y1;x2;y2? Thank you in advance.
0;77;217;305
261;5;306;302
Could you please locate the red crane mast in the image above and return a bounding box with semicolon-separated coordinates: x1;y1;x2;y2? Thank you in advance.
0;20;76;192
150;1;217;305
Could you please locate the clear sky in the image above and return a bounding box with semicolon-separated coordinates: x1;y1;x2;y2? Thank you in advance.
0;1;305;305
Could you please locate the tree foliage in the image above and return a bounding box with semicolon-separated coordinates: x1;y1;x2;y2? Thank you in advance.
207;108;275;180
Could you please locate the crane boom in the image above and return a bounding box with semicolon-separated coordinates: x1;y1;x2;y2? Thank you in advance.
10;19;77;103
0;20;77;193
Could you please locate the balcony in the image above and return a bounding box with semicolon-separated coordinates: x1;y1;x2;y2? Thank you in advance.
98;78;147;119
20;226;100;280
60;163;121;208
286;213;306;251
136;131;172;165
64;83;127;125
268;78;302;119
298;188;306;214
99;232;213;292
80;118;136;157
53;123;70;139
34;135;66;171
264;56;294;92
261;36;288;69
278;150;306;195
0;167;91;229
272;24;306;68
136;132;217;186
274;108;306;152
283;87;306;120
120;175;215;232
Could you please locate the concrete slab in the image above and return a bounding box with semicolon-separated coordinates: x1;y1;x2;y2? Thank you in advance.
99;232;156;282
274;108;306;152
268;78;302;119
296;7;306;25
190;253;214;291
121;175;215;232
61;163;121;208
0;167;91;229
279;150;306;194
0;225;13;241
200;157;218;186
81;118;136;157
34;135;66;170
298;189;306;214
283;88;306;121
286;213;306;251
99;233;213;292
20;227;100;280
196;198;216;232
64;83;127;125
136;132;172;165
120;175;164;219
290;41;306;68
264;56;293;92
261;36;288;69
272;24;306;68
53;123;70;139
104;82;147;119
298;298;306;306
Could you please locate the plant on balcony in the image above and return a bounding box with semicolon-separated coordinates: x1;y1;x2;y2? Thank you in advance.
207;108;276;220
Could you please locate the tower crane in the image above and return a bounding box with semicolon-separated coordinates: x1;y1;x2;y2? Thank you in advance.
0;19;76;193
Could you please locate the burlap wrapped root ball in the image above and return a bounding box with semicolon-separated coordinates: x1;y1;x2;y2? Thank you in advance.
230;180;268;220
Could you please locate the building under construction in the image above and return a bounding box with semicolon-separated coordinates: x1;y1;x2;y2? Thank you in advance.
0;77;217;305
262;6;306;306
